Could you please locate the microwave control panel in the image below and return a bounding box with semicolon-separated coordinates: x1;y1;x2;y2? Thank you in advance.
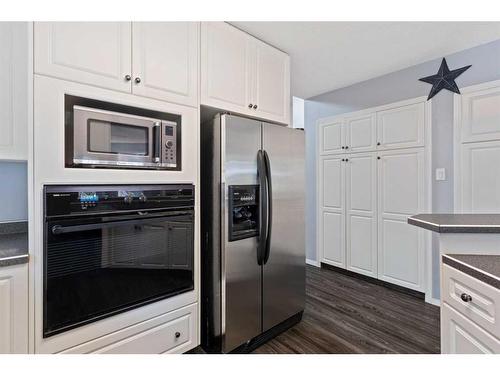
162;121;177;168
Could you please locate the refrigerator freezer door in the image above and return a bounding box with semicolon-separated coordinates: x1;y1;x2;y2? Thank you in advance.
221;114;262;352
262;124;306;332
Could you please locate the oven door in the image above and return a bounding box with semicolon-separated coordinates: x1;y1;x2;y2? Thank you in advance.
43;210;194;337
73;106;161;168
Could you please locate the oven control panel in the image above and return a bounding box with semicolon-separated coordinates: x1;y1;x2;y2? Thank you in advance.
45;184;194;217
161;121;177;168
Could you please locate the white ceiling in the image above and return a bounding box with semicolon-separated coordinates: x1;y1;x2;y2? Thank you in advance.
231;22;500;99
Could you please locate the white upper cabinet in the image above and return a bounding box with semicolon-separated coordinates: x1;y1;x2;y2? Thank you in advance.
35;22;198;107
461;85;500;143
345;113;376;153
376;102;425;150
252;39;290;124
132;22;199;107
0;22;29;161
319;119;344;155
201;22;290;125
201;22;252;112
35;22;132;92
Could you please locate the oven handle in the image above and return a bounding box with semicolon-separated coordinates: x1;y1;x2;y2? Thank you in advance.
153;121;161;163
51;211;192;235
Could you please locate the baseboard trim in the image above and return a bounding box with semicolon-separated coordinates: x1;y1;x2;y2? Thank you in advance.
306;259;320;267
425;296;441;307
320;262;426;300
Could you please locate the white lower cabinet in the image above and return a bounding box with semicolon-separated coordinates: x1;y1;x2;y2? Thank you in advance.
318;148;426;292
442;303;500;354
0;263;28;354
377;148;425;291
346;153;377;277
61;303;198;354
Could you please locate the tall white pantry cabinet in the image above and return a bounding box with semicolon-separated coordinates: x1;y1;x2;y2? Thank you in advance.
317;98;430;293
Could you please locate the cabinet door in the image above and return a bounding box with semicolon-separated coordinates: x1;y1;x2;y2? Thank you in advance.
320;156;345;268
461;140;500;213
442;303;500;354
34;22;132;92
377;148;425;291
319;119;345;155
132;22;199;107
461;85;500;143
345;114;376;153
376;102;425;150
201;22;253;114
0;263;28;354
0;22;28;161
346;154;377;277
252;39;290;124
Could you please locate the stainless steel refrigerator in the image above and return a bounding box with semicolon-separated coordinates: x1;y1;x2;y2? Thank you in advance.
201;114;305;353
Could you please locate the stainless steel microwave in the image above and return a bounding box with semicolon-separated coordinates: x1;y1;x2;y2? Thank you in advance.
69;105;178;170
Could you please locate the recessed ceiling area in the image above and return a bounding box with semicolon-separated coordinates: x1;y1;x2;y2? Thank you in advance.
231;22;500;99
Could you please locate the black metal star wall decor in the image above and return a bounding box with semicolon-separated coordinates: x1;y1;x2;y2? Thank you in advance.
419;58;471;100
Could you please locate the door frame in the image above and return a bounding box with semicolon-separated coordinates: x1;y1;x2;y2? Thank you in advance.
316;96;434;304
453;78;500;213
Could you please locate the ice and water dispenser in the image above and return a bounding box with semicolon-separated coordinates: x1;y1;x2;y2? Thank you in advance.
228;185;259;241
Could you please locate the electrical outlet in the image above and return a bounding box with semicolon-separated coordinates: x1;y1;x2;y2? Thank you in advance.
435;168;446;181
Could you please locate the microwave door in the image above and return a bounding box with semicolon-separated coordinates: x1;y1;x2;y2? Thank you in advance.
72;106;160;168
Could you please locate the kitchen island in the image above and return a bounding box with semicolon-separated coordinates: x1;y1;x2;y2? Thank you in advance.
408;214;500;353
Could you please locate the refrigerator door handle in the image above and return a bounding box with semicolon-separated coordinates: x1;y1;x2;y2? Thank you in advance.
263;150;273;265
257;150;268;265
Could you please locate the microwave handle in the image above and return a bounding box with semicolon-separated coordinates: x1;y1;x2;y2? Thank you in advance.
153;122;161;163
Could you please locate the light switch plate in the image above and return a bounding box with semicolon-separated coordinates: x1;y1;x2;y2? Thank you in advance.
435;168;446;181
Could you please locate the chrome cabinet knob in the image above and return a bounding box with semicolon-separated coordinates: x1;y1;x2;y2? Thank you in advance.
124;74;132;81
253;104;258;109
248;103;253;108
135;77;141;84
461;293;472;302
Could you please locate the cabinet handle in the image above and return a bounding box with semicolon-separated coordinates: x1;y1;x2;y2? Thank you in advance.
253;104;258;109
460;293;472;303
341;146;345;150
345;158;349;162
377;156;381;160
124;75;131;81
248;103;253;108
345;146;349;149
175;331;181;338
135;77;141;84
377;142;381;146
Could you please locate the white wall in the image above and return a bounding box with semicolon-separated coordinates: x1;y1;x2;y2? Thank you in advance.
292;96;304;129
305;39;500;298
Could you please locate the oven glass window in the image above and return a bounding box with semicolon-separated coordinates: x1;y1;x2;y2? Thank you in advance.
88;120;149;156
44;214;194;337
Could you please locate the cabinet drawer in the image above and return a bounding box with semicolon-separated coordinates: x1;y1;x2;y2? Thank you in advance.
442;303;500;354
95;311;192;354
442;264;500;339
61;303;197;354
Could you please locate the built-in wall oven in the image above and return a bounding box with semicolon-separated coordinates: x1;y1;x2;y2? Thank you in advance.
64;95;181;170
43;184;194;337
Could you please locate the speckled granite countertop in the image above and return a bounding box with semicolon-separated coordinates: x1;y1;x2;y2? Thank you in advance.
0;221;29;267
443;254;500;290
408;214;500;233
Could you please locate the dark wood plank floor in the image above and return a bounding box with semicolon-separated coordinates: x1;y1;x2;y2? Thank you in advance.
190;265;440;354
